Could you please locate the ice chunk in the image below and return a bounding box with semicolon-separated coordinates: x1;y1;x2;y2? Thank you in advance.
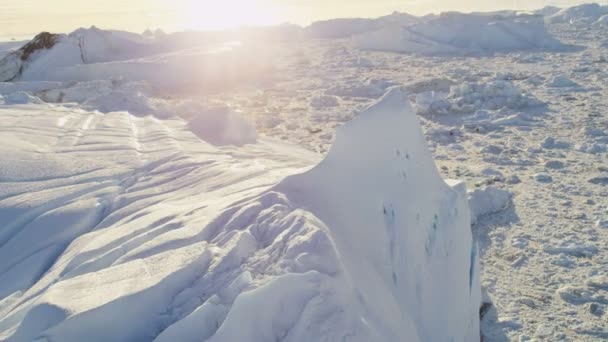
468;186;512;225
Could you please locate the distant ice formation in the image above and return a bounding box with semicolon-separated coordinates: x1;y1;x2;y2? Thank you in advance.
353;12;567;55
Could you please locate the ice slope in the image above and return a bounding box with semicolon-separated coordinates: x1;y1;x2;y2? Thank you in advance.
353;12;566;55
0;89;480;341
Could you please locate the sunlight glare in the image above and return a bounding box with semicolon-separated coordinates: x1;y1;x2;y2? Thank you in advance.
178;0;281;31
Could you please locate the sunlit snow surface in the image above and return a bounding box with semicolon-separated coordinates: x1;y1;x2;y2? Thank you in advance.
0;90;480;341
2;2;608;341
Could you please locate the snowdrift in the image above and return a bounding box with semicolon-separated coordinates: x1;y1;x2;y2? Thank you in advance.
0;89;480;341
353;12;566;55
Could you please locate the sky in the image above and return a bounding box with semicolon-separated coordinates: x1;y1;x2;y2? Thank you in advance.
0;0;602;40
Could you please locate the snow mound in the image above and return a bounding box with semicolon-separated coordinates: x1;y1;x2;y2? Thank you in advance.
548;3;608;24
547;75;580;88
353;12;565;55
577;142;608;154
187;107;257;146
277;88;481;341
468;186;512;225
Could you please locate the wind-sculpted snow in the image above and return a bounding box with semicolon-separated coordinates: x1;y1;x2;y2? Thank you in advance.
0;89;480;341
353;12;567;55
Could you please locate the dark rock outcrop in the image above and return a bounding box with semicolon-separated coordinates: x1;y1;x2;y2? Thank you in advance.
0;32;60;81
20;32;60;61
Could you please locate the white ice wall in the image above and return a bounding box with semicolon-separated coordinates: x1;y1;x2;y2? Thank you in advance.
278;88;481;341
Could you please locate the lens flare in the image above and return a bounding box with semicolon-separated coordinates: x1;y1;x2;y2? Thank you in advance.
177;0;281;31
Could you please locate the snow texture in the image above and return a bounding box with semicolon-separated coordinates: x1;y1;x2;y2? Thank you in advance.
2;3;608;340
0;88;480;341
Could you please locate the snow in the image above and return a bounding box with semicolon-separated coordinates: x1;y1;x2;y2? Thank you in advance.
593;13;608;27
309;95;339;108
325;81;385;99
277;88;480;341
0;28;273;94
468;186;512;225
2;3;608;340
353;12;566;55
0;88;480;341
187;107;257;146
1;91;44;105
547;74;580;88
547;3;608;24
533;6;562;17
414;80;542;115
449;80;541;112
0;52;21;81
304;12;419;39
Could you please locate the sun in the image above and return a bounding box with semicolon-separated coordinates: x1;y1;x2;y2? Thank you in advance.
177;0;281;31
